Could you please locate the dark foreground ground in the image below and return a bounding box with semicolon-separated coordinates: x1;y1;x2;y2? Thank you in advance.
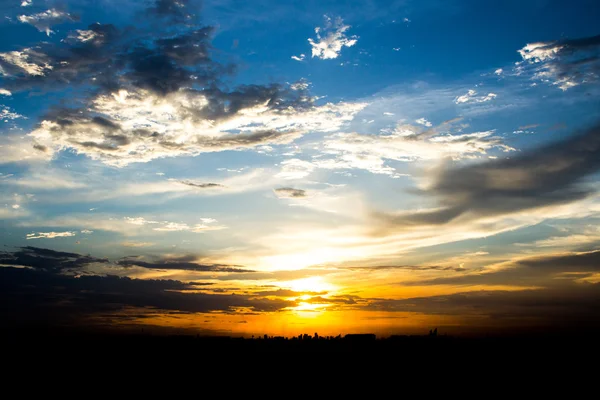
4;329;600;356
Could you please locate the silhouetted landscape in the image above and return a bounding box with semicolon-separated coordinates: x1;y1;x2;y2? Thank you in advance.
4;327;599;356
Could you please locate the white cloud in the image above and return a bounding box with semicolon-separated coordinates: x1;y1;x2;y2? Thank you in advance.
518;42;563;62
1;106;24;121
517;38;600;91
0;89;11;96
21;1;33;6
313;124;514;177
290;81;309;91
0;135;52;164
121;241;155;248
20;214;226;237
454;89;497;104
276;158;315;179
70;29;99;43
4;169;86;189
153;222;226;233
0;48;52;76
291;54;305;61
18;9;76;36
308;16;358;60
415;117;432;127
494;68;503;75
26;231;76;239
30;88;366;166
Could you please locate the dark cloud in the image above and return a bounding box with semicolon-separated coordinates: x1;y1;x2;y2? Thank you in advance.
382;123;600;227
175;180;224;189
0;246;295;331
0;266;293;329
0;246;108;273
146;0;195;22
346;264;465;272
365;284;600;330
521;34;600;88
274;187;307;198
404;250;600;287
252;289;326;297
117;255;255;273
0;23;122;92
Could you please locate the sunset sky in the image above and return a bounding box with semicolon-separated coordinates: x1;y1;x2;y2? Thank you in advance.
1;0;600;337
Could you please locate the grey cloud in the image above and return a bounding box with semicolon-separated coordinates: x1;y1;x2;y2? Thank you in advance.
274;187;307;198
520;34;600;90
383;123;600;227
146;0;195;22
0;246;296;331
346;264;465;272
365;285;600;331
404;250;600;287
0;266;294;330
175;180;224;189
0;23;121;92
0;246;108;273
117;255;255;273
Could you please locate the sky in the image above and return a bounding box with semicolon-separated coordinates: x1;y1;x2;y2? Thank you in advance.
1;0;600;337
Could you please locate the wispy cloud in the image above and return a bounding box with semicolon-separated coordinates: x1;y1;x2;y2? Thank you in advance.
26;231;76;240
18;9;77;36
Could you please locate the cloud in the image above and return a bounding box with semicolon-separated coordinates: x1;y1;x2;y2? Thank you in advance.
18;9;77;36
1;106;24;121
117;254;255;273
381;123;600;227
274;187;307;198
0;246;108;273
123;216;226;233
403;250;600;289
415;117;432;127
291;54;305;61
0;249;295;331
313;123;513;177
0;23;119;86
347;264;465;272
2;4;366;166
172;180;225;189
365;285;600;331
146;0;194;23
518;35;600;90
454;89;497;104
26;231;76;240
308;16;358;60
29;88;363;166
21;1;32;7
0;89;11;96
121;241;155;248
276;158;316;179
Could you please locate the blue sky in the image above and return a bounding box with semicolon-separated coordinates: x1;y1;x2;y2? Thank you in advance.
1;0;600;336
